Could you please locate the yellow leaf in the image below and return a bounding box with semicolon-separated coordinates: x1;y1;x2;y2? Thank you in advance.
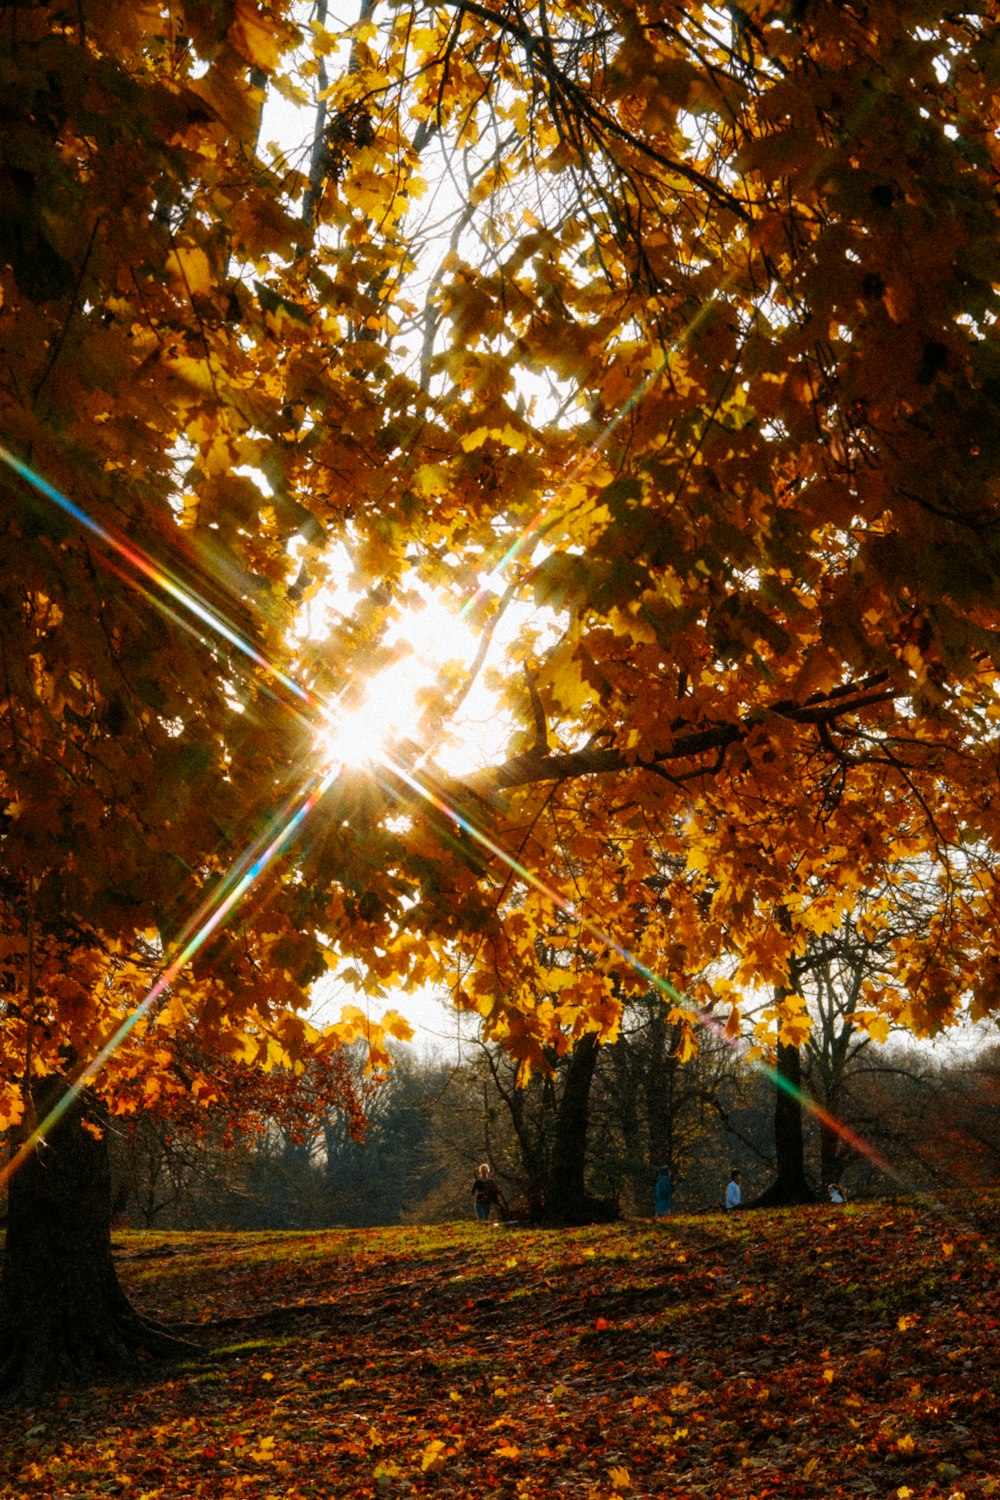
412;463;448;496
0;1092;25;1131
381;1009;414;1043
609;1466;632;1491
229;0;294;72
420;1439;449;1473
249;1435;276;1463
674;1024;697;1064
778;1013;812;1047
165;246;214;300
860;1013;891;1044
493;1444;521;1460
498;423;526;451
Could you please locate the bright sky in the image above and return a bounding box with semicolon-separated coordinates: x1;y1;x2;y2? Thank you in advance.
308;581;514;778
293;554;538;1049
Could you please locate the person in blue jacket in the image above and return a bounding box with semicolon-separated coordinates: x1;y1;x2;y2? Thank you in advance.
653;1165;673;1218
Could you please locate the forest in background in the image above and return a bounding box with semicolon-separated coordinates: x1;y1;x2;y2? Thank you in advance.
107;1017;1000;1232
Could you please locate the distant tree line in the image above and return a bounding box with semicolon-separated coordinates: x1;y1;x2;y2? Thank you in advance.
102;1008;1000;1232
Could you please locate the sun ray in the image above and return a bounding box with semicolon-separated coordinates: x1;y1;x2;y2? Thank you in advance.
0;437;921;1202
0;175;956;1208
0;761;344;1193
375;748;907;1188
0;441;318;713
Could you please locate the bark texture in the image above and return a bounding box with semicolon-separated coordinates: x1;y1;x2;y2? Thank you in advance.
544;1032;616;1224
0;1088;193;1400
750;1042;818;1207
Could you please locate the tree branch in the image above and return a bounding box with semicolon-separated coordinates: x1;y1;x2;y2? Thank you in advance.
456;674;899;794
440;0;751;223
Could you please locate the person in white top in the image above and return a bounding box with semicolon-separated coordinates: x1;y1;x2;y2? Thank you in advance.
725;1169;742;1210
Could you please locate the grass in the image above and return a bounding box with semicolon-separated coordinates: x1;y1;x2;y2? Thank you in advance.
1;1193;998;1498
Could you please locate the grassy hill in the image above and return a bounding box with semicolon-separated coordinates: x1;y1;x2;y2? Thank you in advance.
2;1195;998;1498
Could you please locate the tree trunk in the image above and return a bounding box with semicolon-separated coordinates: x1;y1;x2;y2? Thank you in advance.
0;1086;193;1400
818;1105;842;1190
750;1042;817;1207
544;1032;615;1223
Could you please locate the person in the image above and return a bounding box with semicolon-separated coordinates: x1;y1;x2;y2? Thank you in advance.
725;1169;742;1210
471;1163;502;1223
653;1165;673;1218
828;1182;847;1204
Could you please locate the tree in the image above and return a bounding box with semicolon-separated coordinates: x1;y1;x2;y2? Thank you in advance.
106;1042;369;1229
751;1027;817;1207
748;868;967;1204
445;992;757;1219
5;0;1000;1394
589;991;754;1212
473;1029;609;1222
915;1041;1000;1188
799;918;910;1192
845;1033;1000;1196
383;0;1000;1136
320;1047;452;1226
0;0;410;1394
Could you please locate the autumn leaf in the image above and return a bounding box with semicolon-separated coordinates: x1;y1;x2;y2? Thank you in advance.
420;1438;450;1472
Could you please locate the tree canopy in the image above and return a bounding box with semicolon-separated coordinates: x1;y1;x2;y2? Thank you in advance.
2;0;1000;1386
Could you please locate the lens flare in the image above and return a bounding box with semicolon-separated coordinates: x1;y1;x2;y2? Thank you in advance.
314;595;484;773
0;440;317;714
0;762;342;1193
376;746;903;1187
0;174;956;1213
0;433;927;1203
318;657;426;771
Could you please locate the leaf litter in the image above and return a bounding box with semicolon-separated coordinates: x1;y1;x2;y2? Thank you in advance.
2;1194;998;1499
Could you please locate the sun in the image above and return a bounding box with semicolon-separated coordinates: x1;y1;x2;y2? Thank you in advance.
315;594;498;775
319;652;432;771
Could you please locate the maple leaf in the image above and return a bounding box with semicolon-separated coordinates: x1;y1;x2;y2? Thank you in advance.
420;1438;451;1472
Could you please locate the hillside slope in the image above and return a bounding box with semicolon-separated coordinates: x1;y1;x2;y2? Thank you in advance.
2;1197;997;1498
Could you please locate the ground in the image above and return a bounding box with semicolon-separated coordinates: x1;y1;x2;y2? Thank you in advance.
1;1194;997;1498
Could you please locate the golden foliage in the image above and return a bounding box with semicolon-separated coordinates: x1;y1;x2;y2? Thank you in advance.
3;0;1000;1127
